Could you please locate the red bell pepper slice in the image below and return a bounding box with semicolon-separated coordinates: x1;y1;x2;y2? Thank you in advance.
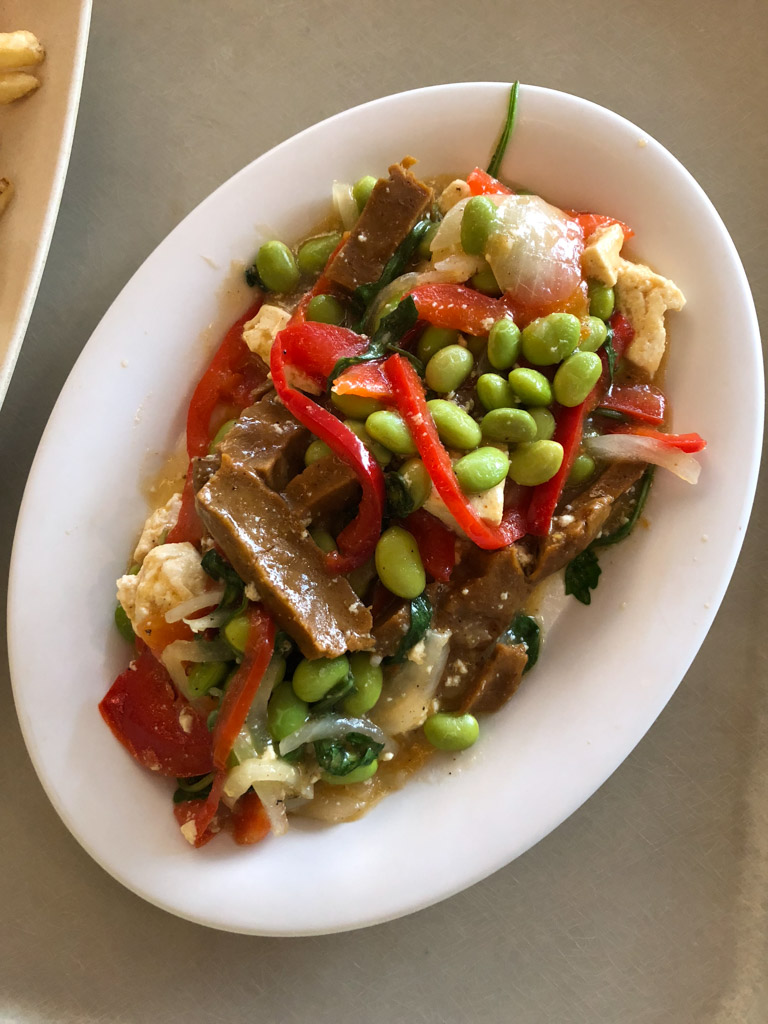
231;791;271;845
332;360;393;401
383;354;525;550
270;326;386;574
212;605;275;770
609;311;635;359
172;770;226;848
467;167;513;196
99;644;214;778
403;509;456;582
600;384;666;424
165;462;205;546
277;322;368;390
608;427;707;453
409;283;510;337
568;211;634;241
526;401;592;537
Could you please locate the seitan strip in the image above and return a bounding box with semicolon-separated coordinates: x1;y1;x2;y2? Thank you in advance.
216;391;309;492
284;455;361;525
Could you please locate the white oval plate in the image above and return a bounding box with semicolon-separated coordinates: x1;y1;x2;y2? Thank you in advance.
9;83;762;936
0;0;92;407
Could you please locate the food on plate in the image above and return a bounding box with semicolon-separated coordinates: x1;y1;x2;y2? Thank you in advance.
0;29;45;222
101;85;706;848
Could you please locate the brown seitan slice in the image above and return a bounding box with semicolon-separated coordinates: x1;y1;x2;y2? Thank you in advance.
326;161;433;291
192;455;220;493
216;392;309;492
457;642;527;714
530;462;646;582
284;455;361;525
371;592;411;658
196;457;373;659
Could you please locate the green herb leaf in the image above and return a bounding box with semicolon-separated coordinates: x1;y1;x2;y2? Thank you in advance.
329;295;421;385
311;673;356;713
355;218;433;311
500;613;541;673
386;594;433;665
314;732;384;776
201;549;245;609
173;772;215;803
384;472;415;519
487;81;520;179
604;327;617;383
564;547;602;605
245;262;266;290
592;466;655;550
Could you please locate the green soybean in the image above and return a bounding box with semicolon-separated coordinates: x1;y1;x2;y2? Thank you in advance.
297;232;342;275
477;373;515;411
365;410;418;456
487;318;521;370
292;654;350;703
423;712;479;751
507;440;564;486
306;294;345;325
114;604;134;643
268;680;309;742
310;527;337;554
345;419;392;466
579;315;609;353
417;222;439;261
587;279;615;320
255;240;300;294
454;447;510;493
528;406;556;441
209;418;236;453
342;653;384;716
224;613;250;654
425;345;474;394
427;399;483;450
399;458;432;511
470;267;501;296
507;367;553;406
375;526;426;599
352;174;378;211
521;312;581;366
330;391;383;419
568;454;596;485
464;334;487;358
186;661;230;699
304;438;332;465
417;325;458;364
553;351;603;407
322;760;378;785
481;407;537;443
461;196;498;256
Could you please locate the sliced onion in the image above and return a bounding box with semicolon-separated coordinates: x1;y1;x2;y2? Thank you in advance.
430;194;506;261
252;782;290;837
417;253;485;285
278;714;393;757
245;655;287;753
486;194;584;304
364;272;419;331
161;638;233;695
585;433;701;484
164;587;224;624
332;181;358;230
222;756;307;805
183;606;231;633
371;629;451;736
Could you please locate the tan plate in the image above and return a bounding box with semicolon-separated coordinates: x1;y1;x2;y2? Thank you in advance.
0;0;91;407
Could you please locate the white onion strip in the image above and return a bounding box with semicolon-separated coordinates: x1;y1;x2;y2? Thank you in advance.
161;638;233;695
164;587;224;624
252;782;290;837
332;181;358;230
278;715;394;758
585;433;701;484
222;758;306;805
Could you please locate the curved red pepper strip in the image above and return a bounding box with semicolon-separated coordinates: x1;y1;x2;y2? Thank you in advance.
402;510;456;581
173;770;226;848
212;605;275;770
166;462;205;545
409;283;511;337
607;427;707;453
467;167;513;196
600;384;666;424
383;354;525;550
526;401;592;537
567;211;634;242
270;337;385;574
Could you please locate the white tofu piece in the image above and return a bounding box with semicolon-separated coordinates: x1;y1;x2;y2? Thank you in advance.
423;477;505;536
417;253;485;284
438;178;471;214
132;493;182;564
242;304;291;366
616;260;686;377
117;542;210;631
581;222;624;286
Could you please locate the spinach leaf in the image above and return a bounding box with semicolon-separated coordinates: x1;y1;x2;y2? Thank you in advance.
604;327;617;383
314;732;384;776
245;262;266;290
592;466;655;550
384;472;415;519
500;613;541;673
173;772;214;804
386;594;433;665
329;295;421;385
311;673;356;713
355;218;433;311
487;81;520;179
201;549;245;609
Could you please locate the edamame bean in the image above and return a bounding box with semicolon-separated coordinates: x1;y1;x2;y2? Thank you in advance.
306;294;345;325
352;175;378;211
322;760;378;785
568;454;596;485
209;418;236;453
399;458;432;511
481;407;537;443
310;527;337;554
507;367;553;406
427;399;483;450
330;391;383;419
255;240;300;294
425;345;474;394
345;419;392;466
292;654;350;703
579;315;608;353
553;351;602;407
375;526;426;599
487;318;521;370
521;312;581;366
423;712;479;751
186;661;230;699
470;267;501;296
507;440;564;486
268;680;309;741
342;653;384;716
224;613;250;654
587;279;615;320
477;373;515;411
297;232;342;275
528;406;556;440
454;447;510;493
304;438;332;465
417;222;439;261
464;334;487;358
461;196;498;255
417;325;458;364
365;410;418;455
114;604;134;643
371;296;400;332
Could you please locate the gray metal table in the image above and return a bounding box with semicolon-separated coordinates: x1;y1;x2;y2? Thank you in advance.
2;2;766;1021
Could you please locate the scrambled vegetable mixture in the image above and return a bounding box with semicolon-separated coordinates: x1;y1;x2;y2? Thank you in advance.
101;87;706;848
